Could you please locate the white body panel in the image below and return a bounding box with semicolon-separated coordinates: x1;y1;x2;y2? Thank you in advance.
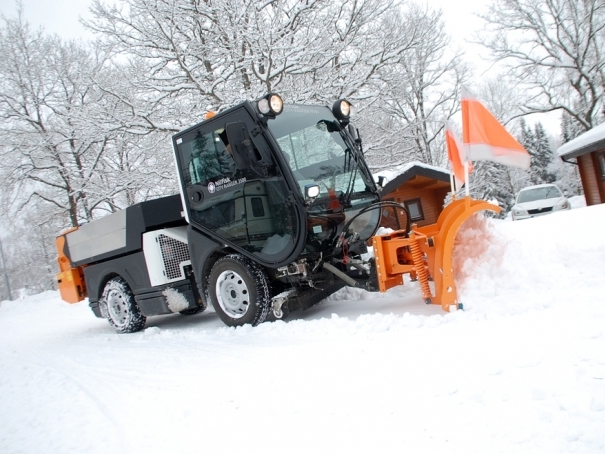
143;227;191;287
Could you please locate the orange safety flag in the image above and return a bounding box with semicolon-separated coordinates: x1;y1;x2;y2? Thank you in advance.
445;121;468;187
461;87;530;169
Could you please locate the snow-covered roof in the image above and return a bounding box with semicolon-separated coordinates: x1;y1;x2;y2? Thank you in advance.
372;161;451;195
372;161;450;188
557;122;605;158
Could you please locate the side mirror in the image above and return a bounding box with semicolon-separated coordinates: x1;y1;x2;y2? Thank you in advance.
225;122;253;170
316;119;339;133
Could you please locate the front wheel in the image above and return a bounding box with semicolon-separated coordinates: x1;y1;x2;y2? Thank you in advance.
208;254;271;327
101;276;146;333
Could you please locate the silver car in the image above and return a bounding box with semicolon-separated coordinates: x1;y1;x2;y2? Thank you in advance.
511;184;571;221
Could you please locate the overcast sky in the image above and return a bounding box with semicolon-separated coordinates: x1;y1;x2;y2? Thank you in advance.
0;0;489;44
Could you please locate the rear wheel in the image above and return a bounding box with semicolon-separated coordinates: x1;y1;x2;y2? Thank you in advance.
101;277;146;333
209;254;271;327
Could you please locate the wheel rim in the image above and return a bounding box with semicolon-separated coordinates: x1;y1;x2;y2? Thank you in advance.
215;270;250;319
106;289;129;327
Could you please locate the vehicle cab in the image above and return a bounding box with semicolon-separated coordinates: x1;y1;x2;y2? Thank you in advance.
171;94;382;325
172;94;381;268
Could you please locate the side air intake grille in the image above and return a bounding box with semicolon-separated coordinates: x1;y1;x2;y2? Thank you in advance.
158;234;190;280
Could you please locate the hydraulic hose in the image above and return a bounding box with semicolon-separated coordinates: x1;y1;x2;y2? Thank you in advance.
335;200;412;248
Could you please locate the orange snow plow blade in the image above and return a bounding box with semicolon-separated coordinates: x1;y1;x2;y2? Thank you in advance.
371;197;501;312
55;232;87;304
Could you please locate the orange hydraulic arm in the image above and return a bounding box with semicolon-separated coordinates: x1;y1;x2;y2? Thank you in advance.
55;230;87;303
371;197;501;312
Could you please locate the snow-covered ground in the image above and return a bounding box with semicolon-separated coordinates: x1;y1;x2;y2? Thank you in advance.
2;198;605;454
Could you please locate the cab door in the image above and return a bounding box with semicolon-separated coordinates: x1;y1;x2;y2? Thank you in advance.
173;108;301;265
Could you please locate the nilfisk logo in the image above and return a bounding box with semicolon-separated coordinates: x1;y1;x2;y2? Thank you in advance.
207;177;246;194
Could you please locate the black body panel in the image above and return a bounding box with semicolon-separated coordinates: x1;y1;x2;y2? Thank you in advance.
134;280;196;316
68;194;186;267
84;251;151;303
187;225;223;306
85;251;197;317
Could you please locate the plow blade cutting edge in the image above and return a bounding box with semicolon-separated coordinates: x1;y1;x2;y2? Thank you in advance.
371;197;501;312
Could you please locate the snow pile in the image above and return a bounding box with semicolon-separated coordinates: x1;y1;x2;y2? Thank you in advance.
163;288;190;313
454;203;605;318
2;203;605;453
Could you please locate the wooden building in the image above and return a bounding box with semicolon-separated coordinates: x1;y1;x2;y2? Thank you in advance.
376;162;451;229
557;123;605;206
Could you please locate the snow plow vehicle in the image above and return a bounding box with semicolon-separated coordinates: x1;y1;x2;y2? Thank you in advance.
56;94;500;333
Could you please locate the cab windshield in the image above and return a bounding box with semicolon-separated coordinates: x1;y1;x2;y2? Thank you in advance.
267;104;379;244
268;105;373;200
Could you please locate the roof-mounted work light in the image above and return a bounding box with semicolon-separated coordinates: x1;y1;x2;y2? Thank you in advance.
332;99;354;124
257;93;284;117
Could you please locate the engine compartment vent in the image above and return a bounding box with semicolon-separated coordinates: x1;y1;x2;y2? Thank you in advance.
158;234;190;280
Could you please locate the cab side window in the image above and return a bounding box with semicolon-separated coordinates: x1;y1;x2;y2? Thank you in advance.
188;129;236;185
175;110;299;262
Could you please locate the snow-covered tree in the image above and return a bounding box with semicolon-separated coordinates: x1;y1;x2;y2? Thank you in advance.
469;161;519;215
86;0;420;129
363;5;470;170
560;111;586;144
0;13;111;226
519;120;556;185
478;0;605;133
0;12;179;227
556;112;584;196
530;122;556;184
519;118;535;155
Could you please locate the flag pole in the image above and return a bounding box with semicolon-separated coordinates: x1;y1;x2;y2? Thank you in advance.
449;166;456;200
464;161;470;209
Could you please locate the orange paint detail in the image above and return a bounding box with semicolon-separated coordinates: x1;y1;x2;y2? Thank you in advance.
327;187;341;210
55;233;87;304
445;122;468;186
371;197;501;312
461;88;530;169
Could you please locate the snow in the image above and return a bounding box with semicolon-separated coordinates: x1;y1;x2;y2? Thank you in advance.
374;160;448;186
2;201;605;453
163;288;190;313
557;122;605;157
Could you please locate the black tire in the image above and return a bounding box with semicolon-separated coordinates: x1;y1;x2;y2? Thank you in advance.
101;276;146;333
208;254;271;327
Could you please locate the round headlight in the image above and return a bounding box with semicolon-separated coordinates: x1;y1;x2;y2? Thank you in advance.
340;100;350;117
258;98;270;115
332;99;353;122
269;94;283;115
258;93;284;116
